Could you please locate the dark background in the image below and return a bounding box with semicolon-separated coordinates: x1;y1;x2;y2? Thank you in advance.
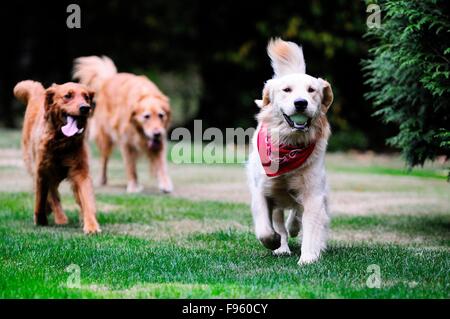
0;0;395;151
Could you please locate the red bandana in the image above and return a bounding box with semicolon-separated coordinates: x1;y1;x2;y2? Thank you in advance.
257;124;316;177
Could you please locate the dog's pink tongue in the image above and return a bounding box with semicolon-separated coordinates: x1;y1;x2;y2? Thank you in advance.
61;116;78;137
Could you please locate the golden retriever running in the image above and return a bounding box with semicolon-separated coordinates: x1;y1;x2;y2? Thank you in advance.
73;56;173;193
14;80;101;234
247;39;333;264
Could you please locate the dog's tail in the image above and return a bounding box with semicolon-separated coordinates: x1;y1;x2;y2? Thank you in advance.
267;38;306;77
13;80;45;105
72;55;117;91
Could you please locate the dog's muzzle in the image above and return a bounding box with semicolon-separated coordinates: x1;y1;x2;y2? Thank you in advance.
146;132;163;151
282;112;311;131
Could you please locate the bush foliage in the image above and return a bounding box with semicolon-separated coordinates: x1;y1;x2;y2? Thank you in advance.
364;0;450;175
2;1;383;151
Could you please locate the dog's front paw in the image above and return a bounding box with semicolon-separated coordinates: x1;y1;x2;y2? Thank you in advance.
273;244;291;256
159;184;173;194
258;232;281;251
159;180;173;194
298;252;320;265
160;187;173;194
127;182;143;193
83;220;101;235
54;213;68;225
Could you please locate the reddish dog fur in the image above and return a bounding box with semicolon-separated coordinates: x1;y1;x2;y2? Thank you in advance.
14;80;101;234
73;56;173;193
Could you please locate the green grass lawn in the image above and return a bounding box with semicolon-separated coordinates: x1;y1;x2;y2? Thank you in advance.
0;129;449;298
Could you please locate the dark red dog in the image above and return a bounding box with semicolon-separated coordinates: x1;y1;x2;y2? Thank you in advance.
14;80;101;234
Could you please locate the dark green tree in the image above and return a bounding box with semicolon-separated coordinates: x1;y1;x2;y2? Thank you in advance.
364;0;450;176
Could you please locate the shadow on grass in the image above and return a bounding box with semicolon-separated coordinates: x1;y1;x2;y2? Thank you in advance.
1;192;449;243
332;214;450;245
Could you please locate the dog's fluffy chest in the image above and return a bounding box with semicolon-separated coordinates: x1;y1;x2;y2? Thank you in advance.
263;172;307;208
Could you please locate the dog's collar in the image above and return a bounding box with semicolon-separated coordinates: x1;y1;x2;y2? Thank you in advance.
257;124;316;177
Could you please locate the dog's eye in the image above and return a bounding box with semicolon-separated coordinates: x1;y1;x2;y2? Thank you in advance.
308;87;315;93
64;93;73;99
158;113;164;119
143;114;151;120
282;87;292;93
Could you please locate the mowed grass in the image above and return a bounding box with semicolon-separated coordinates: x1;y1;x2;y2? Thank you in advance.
1;192;449;298
0;129;449;298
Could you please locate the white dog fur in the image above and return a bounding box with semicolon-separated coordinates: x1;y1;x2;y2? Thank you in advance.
247;38;334;265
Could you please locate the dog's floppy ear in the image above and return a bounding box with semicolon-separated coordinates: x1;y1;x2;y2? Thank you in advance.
45;85;56;112
319;78;333;112
88;90;95;110
158;94;171;113
88;90;95;103
255;79;274;108
129;105;138;123
160;96;172;128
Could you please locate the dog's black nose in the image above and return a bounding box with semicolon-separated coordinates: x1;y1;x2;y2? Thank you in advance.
294;98;308;112
79;105;91;115
153;132;162;139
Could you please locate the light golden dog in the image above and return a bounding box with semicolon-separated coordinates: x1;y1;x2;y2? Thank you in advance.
73;56;173;193
14;80;101;234
247;39;333;264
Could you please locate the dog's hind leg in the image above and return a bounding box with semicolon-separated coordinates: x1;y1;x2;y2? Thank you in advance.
48;187;68;225
251;191;281;251
272;209;291;256
286;209;301;237
34;174;49;226
96;129;114;186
